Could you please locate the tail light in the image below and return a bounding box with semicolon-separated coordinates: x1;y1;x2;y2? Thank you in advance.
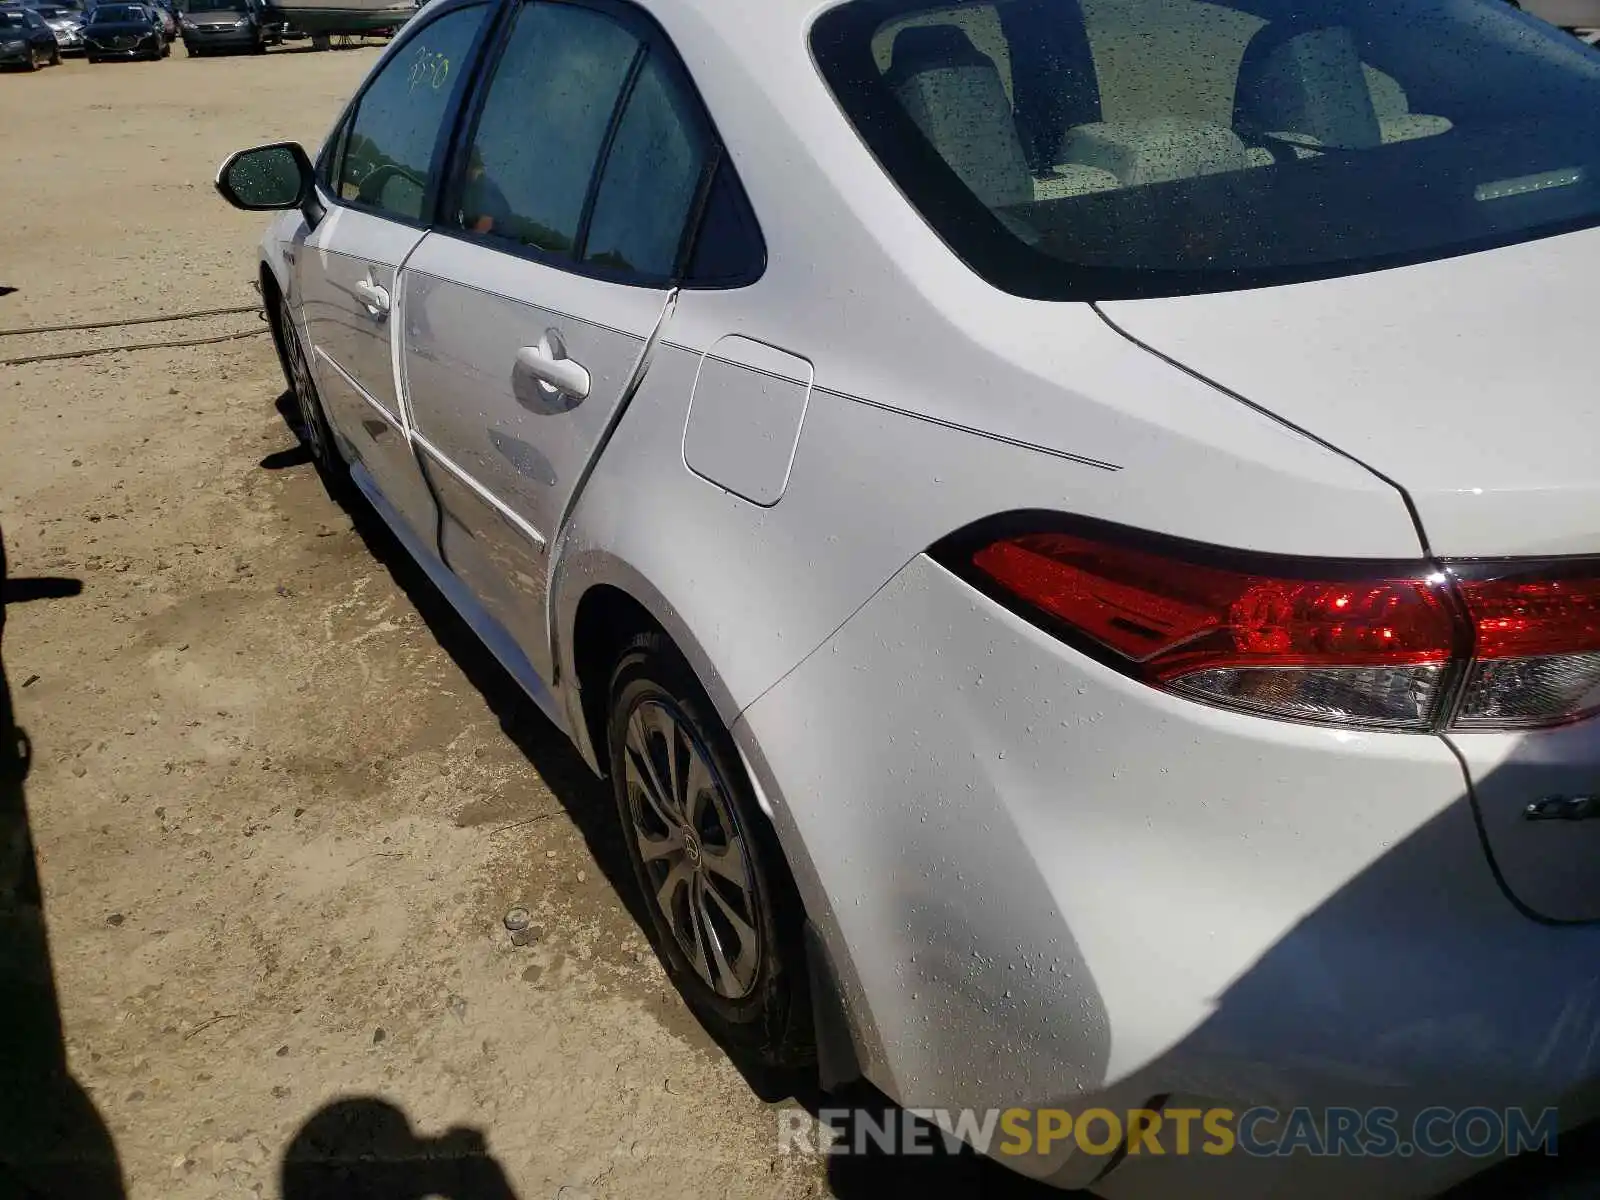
936;520;1600;733
1451;563;1600;729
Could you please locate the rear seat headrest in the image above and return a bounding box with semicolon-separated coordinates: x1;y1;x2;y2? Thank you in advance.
885;23;996;87
884;21;1033;209
1234;24;1381;149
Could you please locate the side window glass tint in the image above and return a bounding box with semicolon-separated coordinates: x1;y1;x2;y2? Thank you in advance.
336;3;490;221
322;114;352;190
457;3;639;254
582;53;710;278
683;158;765;285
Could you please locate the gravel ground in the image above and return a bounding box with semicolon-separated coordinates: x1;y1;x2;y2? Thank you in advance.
0;46;855;1200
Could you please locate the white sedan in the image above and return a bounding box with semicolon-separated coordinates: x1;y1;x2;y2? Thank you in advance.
216;0;1600;1194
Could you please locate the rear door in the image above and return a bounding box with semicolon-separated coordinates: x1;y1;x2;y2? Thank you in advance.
296;0;495;547
399;0;724;678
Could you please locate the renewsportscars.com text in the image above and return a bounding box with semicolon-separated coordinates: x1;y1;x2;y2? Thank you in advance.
777;1105;1561;1160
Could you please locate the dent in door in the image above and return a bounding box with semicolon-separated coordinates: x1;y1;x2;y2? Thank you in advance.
683;337;813;507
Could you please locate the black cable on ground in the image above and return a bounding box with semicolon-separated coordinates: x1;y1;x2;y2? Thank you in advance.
1;327;268;368
0;304;261;338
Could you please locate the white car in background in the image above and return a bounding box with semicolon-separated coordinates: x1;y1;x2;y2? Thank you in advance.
216;0;1600;1194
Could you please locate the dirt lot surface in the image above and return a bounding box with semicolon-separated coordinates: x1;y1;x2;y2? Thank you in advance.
0;46;876;1200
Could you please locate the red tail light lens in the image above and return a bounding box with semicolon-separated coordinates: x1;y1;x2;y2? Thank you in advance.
946;522;1600;732
1452;567;1600;728
967;533;1455;729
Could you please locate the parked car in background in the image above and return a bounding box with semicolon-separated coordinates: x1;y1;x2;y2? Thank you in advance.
83;1;166;58
0;4;60;67
219;0;1600;1194
30;2;84;52
179;0;274;54
146;0;175;36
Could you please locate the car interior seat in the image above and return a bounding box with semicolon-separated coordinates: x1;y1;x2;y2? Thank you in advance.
1233;23;1382;150
885;23;1036;208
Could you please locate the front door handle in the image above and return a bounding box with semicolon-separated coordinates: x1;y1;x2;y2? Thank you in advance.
515;332;590;401
354;278;390;318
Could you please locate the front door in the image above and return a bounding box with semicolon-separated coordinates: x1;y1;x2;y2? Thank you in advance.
296;0;495;547
400;0;716;680
299;209;434;538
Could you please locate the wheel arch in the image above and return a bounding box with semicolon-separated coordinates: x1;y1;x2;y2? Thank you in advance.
560;553;742;779
258;260;292;385
565;569;862;1081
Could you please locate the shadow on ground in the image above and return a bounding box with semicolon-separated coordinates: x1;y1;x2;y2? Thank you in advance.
0;525;119;1198
281;1097;519;1200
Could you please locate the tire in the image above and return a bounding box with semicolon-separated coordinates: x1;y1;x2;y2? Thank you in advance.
251;31;265;52
25;45;39;70
606;633;814;1069
273;294;343;490
49;45;61;65
160;38;170;57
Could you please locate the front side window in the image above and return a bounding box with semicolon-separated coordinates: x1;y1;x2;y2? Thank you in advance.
456;3;640;254
814;0;1600;298
335;2;491;222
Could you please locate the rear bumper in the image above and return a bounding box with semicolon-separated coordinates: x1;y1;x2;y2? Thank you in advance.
738;553;1600;1196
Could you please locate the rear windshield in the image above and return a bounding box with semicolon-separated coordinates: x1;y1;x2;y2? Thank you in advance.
91;4;144;17
812;0;1600;298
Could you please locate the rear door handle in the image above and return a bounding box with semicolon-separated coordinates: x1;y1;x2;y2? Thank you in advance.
515;333;590;401
354;279;390;317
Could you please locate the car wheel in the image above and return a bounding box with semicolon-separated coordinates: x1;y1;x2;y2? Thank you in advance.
25;45;39;69
276;296;344;493
251;31;265;52
49;45;61;64
607;633;814;1069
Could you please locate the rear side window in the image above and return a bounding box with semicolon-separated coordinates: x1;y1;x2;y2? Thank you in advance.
334;2;491;222
814;0;1600;299
582;54;711;278
449;0;764;286
456;3;640;254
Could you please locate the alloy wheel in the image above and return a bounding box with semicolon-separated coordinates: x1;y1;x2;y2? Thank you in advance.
279;299;328;465
622;698;762;1000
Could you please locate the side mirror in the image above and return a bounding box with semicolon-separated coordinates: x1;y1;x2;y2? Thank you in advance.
215;141;323;228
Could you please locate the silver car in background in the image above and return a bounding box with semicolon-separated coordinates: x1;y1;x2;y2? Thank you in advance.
31;2;85;51
217;0;1600;1194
